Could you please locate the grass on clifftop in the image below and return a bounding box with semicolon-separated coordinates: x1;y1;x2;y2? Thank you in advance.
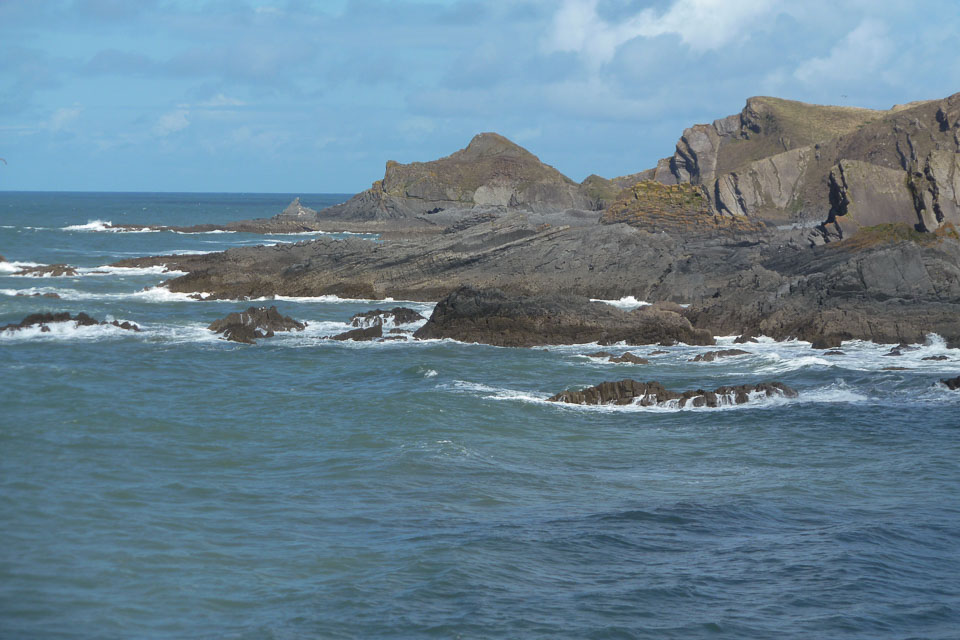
836;222;960;250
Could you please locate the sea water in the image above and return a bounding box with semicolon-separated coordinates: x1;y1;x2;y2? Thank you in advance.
1;192;959;639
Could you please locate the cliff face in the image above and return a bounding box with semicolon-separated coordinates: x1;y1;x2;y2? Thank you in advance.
649;93;960;239
318;133;595;221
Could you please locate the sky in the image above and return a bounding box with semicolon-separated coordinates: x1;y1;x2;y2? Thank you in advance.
1;0;959;193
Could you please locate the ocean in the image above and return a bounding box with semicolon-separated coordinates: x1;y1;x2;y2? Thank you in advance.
1;192;959;639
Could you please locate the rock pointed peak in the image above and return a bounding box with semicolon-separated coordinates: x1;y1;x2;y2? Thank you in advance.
278;197;317;219
458;132;534;160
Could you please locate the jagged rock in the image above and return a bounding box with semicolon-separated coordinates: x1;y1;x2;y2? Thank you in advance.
811;335;843;349
734;332;760;344
923;355;949;361
941;375;960;390
413;287;714;348
275;197;318;220
349;307;425;328
0;312;139;333
690;349;750;362
330;324;382;341
608;352;649;365
16;292;61;298
548;379;797;407
13;264;79;277
207;306;306;344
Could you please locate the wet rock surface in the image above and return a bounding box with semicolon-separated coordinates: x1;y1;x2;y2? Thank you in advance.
329;324;382;342
350;307;425;328
13;264;79;277
16;292;61;298
1;312;140;333
942;375;960;390
690;349;750;362
207;306;306;344
548;379;797;407
413;287;714;348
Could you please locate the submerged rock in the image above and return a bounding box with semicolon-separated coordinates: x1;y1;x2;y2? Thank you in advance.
330;324;382;342
690;349;750;362
608;352;649;365
941;375;960;390
350;307;425;328
413;287;714;348
923;355;949;361
548;379;797;407
0;312;140;333
823;350;846;356
207;306;306;344
16;292;61;298
13;264;79;277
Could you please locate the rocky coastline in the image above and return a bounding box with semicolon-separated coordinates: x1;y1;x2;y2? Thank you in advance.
97;90;960;349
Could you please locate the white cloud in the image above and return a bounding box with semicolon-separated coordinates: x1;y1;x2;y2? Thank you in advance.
153;109;190;136
542;0;777;67
45;106;82;132
794;19;890;85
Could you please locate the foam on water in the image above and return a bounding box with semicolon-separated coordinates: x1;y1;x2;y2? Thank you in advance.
0;260;45;273
62;220;159;233
590;296;651;310
0;320;139;342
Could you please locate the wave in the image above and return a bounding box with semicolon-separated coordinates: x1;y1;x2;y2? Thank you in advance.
0;260;44;274
590;296;651;310
62;219;159;233
445;380;869;413
0;320;140;342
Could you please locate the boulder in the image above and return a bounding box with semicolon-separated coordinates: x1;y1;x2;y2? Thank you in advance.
414;287;714;348
823;350;846;356
548;379;797;407
207;306;306;344
349;307;425;328
330;324;382;341
690;349;750;362
608;352;649;365
941;376;960;390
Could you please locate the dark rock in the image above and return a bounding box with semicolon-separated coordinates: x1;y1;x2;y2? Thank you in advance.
330;324;382;341
16;292;61;298
0;312;140;333
548;379;797;407
734;332;760;344
207;306;306;344
378;336;406;342
13;264;79;277
922;355;949;361
649;350;670;355
413;287;714;348
690;349;750;362
350;307;425;328
585;351;616;359
811;335;843;349
0;254;5;262
882;366;911;371
823;350;846;356
941;375;960;390
608;352;649;365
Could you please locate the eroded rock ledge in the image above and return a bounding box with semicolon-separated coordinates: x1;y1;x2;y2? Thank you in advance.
412;287;714;348
548;379;797;408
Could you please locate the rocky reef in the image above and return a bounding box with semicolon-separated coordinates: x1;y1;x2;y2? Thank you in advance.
1;312;140;333
349;307;425;328
13;264;79;277
208;306;306;344
412;287;714;348
548;379;797;408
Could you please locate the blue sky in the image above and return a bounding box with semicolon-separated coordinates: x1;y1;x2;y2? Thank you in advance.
2;0;958;193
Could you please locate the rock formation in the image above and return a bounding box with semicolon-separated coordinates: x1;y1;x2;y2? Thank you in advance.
13;264;79;277
412;287;714;347
0;312;140;333
548;379;797;407
942;375;960;390
690;349;750;362
207;306;306;344
349;307;425;328
329;324;382;341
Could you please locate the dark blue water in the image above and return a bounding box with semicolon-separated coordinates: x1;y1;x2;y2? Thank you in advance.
2;192;959;639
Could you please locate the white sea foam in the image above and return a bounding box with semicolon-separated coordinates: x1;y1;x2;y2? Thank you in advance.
0;260;44;274
424;369;438;378
0;320;137;342
590;296;651;310
172;229;236;234
62;219;159;233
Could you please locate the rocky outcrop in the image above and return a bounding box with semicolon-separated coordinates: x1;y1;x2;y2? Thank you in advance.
690;349;750;362
207;306;306;344
13;264;79;277
942;375;960;390
548;379;797;407
318;133;595;221
349;307;425;328
329;324;382;341
275;197;318;221
16;292;61;298
0;312;140;333
412;287;714;348
586;351;648;364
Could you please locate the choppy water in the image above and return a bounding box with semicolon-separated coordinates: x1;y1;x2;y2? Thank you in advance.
2;192;959;639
